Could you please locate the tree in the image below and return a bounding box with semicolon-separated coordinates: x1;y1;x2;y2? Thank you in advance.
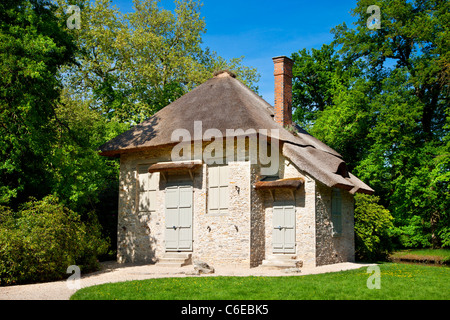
0;0;77;207
354;193;393;261
291;44;342;129
292;43;382;171
292;0;449;248
0;195;108;285
59;0;260;125
0;0;261;266
50;0;261;252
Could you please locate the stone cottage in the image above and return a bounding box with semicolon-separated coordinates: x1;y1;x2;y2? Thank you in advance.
99;56;374;268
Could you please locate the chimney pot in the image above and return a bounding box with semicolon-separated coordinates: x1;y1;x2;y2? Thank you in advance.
273;56;293;127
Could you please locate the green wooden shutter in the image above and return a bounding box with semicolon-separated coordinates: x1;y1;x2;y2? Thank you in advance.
178;186;193;250
208;166;219;214
208;165;228;214
138;166;150;212
272;204;285;253
165;186;179;250
138;166;158;212
148;172;158;211
283;204;296;252
218;165;229;211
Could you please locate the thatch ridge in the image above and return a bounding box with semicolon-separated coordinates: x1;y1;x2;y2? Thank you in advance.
213;70;237;78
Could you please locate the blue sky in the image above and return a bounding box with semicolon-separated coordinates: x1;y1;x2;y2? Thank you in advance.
113;0;359;104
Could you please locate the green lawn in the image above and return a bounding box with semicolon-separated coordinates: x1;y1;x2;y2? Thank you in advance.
71;263;450;300
390;248;450;259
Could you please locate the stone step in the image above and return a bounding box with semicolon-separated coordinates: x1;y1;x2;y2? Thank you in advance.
157;262;187;267
159;258;187;263
266;254;298;261
261;260;298;268
162;253;192;259
261;255;303;269
157;253;192;267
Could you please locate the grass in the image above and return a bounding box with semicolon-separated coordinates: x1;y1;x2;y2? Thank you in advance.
390;248;450;265
390;248;450;258
70;263;450;300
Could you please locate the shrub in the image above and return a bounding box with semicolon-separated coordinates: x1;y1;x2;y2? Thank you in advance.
0;196;108;286
389;215;432;248
354;193;394;262
439;227;450;248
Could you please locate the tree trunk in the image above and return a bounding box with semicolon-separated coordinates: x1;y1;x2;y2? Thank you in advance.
430;210;440;249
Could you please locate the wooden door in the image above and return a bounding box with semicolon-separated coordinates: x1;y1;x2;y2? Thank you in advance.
165;184;193;251
272;201;296;254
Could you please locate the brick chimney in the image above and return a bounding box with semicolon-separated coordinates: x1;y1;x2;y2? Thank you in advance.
273;56;293;127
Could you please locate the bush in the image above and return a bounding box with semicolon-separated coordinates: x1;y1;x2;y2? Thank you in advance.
439;227;450;248
389;215;432;248
0;196;108;286
354;193;394;262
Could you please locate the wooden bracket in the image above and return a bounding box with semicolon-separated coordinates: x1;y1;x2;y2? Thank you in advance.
269;189;275;201
289;189;295;200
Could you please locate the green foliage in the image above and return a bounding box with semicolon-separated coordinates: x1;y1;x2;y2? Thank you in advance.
49;0;260;246
439;227;450;248
0;0;260;285
390;216;432;248
291;0;449;249
292;44;344;129
0;0;121;254
51;90;125;210
58;0;260;125
354;194;394;261
204;53;260;93
0;0;77;207
0;195;108;286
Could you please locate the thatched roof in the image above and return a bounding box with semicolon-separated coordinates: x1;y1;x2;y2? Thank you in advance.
99;71;373;195
98;71;339;158
282;143;373;194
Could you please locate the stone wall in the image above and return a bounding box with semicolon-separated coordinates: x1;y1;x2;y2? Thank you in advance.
284;159;317;268
193;160;251;266
116;145;253;266
117;146;173;263
315;182;355;266
116;144;355;268
249;163;266;267
250;154;317;268
260;156;317;267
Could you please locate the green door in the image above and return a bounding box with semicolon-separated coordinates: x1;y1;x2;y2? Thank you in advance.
165;184;193;252
272;201;296;254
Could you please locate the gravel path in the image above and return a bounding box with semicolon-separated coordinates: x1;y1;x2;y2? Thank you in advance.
0;262;374;300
